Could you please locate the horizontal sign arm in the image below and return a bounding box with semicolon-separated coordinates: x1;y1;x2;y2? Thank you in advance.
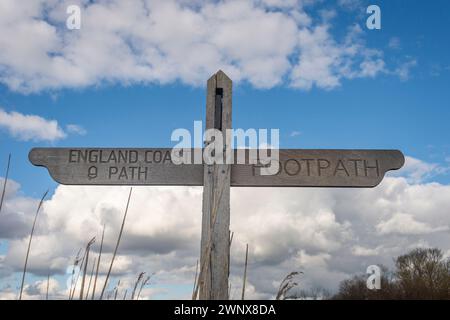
29;148;404;188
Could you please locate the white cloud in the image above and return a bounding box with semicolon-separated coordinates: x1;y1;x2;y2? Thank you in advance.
391;156;448;183
0;108;85;142
0;178;41;239
358;59;386;78
351;245;380;256
290;24;386;90
0;277;62;300
258;0;301;8
337;0;362;10
0;109;66;142
388;37;401;50
0;0;406;93
394;59;417;81
66;124;87;136
1;155;450;298
290;130;301;137
376;213;449;235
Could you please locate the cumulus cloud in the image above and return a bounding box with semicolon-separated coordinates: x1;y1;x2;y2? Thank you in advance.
388;37;401;50
66;124;87;136
0;277;61;300
290;24;386;90
391;156;449;183
376;213;449;235
0;109;66;142
0;154;449;298
351;245;381;256
0;0;409;93
0;108;85;142
0;178;41;239
394;59;417;81
337;0;362;11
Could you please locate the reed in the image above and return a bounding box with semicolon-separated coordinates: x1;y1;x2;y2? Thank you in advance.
192;260;199;297
0;154;11;215
241;244;249;300
68;248;82;299
228;231;234;299
85;257;96;300
137;273;154;300
131;272;144;300
275;271;302;300
114;280;120;300
92;224;105;300
80;237;96;300
70;249;86;300
100;187;133;300
18;189;48;300
46;273;50;300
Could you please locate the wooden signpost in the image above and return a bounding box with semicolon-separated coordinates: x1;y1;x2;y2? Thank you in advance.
29;70;405;300
29;148;404;188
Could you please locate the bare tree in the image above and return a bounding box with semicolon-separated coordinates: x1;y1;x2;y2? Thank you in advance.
334;248;450;300
396;248;449;299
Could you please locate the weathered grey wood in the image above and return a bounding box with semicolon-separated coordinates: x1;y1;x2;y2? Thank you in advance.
28;148;203;186
199;70;232;300
29;148;404;187
231;149;405;188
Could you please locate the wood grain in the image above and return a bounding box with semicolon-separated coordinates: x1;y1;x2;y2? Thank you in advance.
199;70;232;300
29;148;404;188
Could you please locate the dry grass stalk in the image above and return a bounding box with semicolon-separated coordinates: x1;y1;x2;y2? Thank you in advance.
241;244;249;300
0;153;11;215
80;237;96;300
68;248;82;299
192;260;199;297
46;273;50;300
114;280;121;300
228;231;233;279
137;273;154;300
92;224;105;300
131;272;145;300
85;257;96;300
18;189;48;300
70;249;86;300
276;271;302;300
228;231;234;300
100;187;133;300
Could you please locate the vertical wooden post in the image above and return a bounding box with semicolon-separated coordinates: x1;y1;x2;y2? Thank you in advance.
199;70;232;300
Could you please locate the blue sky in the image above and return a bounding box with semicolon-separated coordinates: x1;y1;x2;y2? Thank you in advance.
1;0;450;196
0;0;450;299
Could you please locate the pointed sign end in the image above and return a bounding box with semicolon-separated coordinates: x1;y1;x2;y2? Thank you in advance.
208;70;232;83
